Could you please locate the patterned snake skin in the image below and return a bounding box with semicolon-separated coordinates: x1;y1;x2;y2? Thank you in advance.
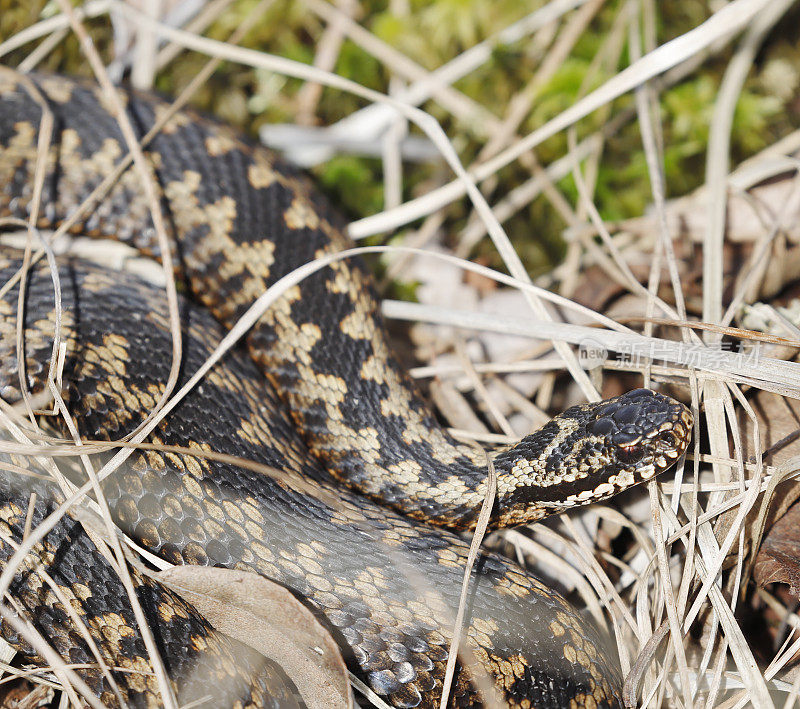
0;72;693;707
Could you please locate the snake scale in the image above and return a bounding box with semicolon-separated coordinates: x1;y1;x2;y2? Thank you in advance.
0;72;692;708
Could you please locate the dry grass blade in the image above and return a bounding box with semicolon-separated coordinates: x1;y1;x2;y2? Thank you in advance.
3;0;800;705
439;456;498;709
349;674;394;709
382;300;800;390
624;621;669;708
0;608;105;709
646;483;691;707
453;340;515;437
51;4;183;426
104;0;599;401
0;0;111;60
283;0;593;167
349;0;778;238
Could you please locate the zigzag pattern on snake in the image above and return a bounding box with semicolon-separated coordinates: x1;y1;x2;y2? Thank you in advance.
0;71;692;708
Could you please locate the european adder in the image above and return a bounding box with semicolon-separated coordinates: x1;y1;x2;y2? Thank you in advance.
0;72;692;708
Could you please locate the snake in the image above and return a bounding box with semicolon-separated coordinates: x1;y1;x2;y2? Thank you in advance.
0;71;693;708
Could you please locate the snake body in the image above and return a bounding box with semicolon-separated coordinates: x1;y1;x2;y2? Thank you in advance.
0;455;306;709
0;72;692;707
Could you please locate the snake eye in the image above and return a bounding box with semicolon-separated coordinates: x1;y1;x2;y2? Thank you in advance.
618;444;644;464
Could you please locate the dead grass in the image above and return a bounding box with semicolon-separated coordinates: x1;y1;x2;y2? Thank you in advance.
1;0;800;707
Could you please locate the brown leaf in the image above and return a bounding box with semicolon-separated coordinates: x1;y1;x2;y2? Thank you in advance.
0;682;52;709
569;264;629;313
156;566;351;709
714;392;800;567
737;391;800;527
676;178;800;246
740;391;800;467
754;502;800;597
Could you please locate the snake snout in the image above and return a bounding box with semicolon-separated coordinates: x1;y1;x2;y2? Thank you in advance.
592;389;693;479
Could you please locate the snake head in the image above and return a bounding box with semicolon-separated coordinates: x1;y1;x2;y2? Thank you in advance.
581;387;693;482
494;388;693;525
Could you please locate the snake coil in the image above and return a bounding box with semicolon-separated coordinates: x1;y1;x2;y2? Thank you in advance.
0;72;691;708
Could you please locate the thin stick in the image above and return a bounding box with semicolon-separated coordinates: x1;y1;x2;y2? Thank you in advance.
439;457;497;709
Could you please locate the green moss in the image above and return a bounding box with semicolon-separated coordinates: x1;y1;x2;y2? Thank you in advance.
2;0;798;277
317;155;384;217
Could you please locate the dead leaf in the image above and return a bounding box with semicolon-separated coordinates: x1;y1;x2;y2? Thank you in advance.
0;682;52;709
462;258;498;295
156;566;351;709
674;178;800;245
569;263;630;313
740;391;800;468
714;392;800;568
754;501;800;597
